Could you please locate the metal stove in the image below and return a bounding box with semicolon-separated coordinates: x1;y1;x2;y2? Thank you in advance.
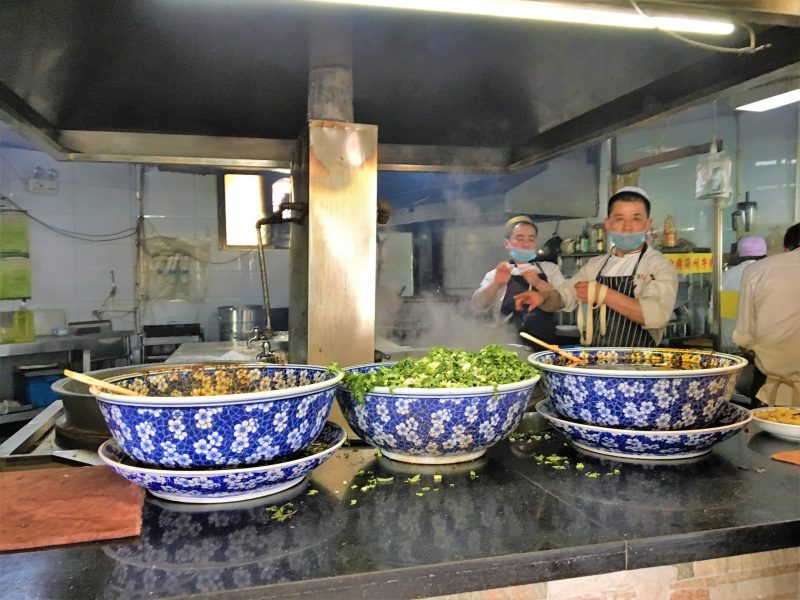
0;401;103;470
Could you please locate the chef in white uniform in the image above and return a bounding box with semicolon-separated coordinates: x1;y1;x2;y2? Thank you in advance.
513;187;677;347
472;216;566;345
733;223;800;407
719;235;767;352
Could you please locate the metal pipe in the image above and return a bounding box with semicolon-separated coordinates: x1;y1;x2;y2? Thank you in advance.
255;218;274;340
710;196;725;345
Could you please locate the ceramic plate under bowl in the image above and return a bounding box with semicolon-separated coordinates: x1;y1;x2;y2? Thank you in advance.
528;348;747;431
99;421;346;504
92;363;343;468
751;408;800;443
536;400;751;460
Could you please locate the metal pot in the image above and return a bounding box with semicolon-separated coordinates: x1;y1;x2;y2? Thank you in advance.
51;365;148;436
218;305;265;341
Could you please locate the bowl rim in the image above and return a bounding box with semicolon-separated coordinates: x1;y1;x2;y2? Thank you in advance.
339;361;541;396
97;420;346;476
535;399;752;436
91;362;343;406
528;347;748;377
750;407;800;436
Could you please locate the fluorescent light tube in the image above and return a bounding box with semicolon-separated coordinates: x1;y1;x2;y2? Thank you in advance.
736;89;800;112
304;0;735;35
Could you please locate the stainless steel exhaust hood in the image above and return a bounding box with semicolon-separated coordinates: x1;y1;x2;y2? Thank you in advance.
1;1;799;172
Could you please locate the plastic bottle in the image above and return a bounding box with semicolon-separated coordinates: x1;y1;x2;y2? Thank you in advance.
13;300;35;343
579;222;591;253
663;214;677;248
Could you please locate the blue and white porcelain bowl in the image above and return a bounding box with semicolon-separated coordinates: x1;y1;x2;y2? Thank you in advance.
528;348;747;431
99;421;346;503
92;363;343;468
337;363;540;464
537;400;751;460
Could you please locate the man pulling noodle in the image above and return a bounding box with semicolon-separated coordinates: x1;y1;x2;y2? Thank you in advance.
513;187;678;348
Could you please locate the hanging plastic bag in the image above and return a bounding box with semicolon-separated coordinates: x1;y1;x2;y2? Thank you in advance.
695;142;732;200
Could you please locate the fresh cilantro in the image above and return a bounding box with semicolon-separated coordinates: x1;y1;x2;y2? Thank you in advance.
266;502;297;522
340;345;540;402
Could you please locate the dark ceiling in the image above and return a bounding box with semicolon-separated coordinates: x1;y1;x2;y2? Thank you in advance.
0;0;798;172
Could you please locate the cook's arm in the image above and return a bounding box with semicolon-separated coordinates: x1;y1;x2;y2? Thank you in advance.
637;258;678;329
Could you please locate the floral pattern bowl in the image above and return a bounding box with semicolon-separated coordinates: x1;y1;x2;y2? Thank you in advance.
536;400;751;460
98;421;346;503
92;363;343;468
528;348;747;431
337;363;540;464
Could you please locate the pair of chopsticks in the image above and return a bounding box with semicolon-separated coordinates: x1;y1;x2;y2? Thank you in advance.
520;332;586;365
63;369;141;396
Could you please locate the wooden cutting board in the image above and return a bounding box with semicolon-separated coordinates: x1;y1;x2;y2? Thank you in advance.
0;466;144;551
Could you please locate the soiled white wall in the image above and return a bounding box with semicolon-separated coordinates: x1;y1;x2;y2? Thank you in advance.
0;153;289;341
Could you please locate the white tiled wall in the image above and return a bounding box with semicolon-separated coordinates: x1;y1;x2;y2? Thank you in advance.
0;150;289;342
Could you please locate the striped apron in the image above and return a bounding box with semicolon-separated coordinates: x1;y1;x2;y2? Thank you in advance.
592;246;655;348
500;260;557;345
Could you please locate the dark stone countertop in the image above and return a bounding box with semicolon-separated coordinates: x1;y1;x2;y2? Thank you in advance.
1;415;798;600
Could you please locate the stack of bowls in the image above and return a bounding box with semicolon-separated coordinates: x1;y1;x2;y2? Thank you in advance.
91;363;345;503
528;348;752;460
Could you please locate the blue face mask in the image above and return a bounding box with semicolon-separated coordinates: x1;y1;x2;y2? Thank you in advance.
509;247;538;262
609;231;647;251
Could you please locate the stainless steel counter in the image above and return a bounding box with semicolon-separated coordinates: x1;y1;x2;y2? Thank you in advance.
0;330;134;360
0;331;133;400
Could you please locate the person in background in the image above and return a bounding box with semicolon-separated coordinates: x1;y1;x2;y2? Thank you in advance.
472;215;566;345
722;235;767;291
733;223;800;407
719;235;767;352
513;187;677;347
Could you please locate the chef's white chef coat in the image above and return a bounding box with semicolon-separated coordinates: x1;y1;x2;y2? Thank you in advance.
554;247;678;346
472;261;567;318
733;248;800;407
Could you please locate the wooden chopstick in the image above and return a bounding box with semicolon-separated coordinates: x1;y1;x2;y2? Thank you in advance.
519;332;586;365
63;369;141;396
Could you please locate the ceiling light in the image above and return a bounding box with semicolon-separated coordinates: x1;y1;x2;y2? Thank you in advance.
304;0;735;35
736;89;800;112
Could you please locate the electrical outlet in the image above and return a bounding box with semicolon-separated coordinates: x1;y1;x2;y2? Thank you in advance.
27;178;59;194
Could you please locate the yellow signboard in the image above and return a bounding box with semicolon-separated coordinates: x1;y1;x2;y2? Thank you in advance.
664;252;713;274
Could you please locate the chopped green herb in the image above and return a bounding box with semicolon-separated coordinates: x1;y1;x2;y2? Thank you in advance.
307;489;319;496
340;345;540;402
585;472;601;478
406;474;421;484
433;474;442;483
350;499;358;506
575;462;585;470
266;502;297;522
449;483;455;488
415;492;424;497
469;470;478;480
375;476;394;484
421;486;431;492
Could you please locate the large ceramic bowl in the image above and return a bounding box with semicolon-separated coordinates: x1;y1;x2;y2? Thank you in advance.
528;348;747;430
537;400;751;460
337;363;540;464
99;421;346;503
93;363;343;468
751;407;800;443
